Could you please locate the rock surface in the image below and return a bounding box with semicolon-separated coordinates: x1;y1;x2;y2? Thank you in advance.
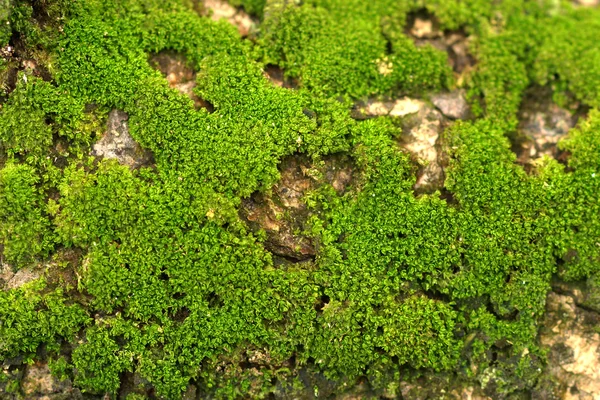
241;155;353;261
408;14;475;74
516;86;586;166
1;262;42;290
21;362;79;399
539;290;600;399
91;109;153;169
431;90;471;120
355;96;448;193
149;51;213;111
203;0;255;37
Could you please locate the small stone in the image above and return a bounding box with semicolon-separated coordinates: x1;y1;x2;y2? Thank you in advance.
389;97;426;117
431;90;471;120
574;0;599;6
92;110;153;169
410;18;439;39
4;266;42;290
204;0;255;37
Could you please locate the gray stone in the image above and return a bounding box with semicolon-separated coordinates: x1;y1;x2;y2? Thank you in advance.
431;90;471;120
92;109;153;169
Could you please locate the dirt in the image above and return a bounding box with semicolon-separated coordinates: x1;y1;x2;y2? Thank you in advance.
91;109;154;169
240;154;354;262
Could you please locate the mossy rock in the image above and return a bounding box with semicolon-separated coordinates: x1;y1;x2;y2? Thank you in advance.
1;0;600;398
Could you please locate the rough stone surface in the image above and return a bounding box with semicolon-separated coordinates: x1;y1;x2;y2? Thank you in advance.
539;291;600;399
91;109;153;169
516;86;586;166
358;97;426;119
431;90;471;120
354;97;447;193
203;0;255;37
21;362;78;399
399;102;446;192
241;155;353;261
408;15;475;74
1;263;42;290
149;51;212;111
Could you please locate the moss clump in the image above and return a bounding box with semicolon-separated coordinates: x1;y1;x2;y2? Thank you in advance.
0;279;89;358
0;162;53;266
258;1;452;98
0;0;600;398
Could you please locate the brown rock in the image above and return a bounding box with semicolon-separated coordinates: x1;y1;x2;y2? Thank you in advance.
516;86;585;165
203;0;256;37
2;264;42;290
149;52;212;111
539;291;600;399
22;362;75;399
241;155;353;261
399;103;446;192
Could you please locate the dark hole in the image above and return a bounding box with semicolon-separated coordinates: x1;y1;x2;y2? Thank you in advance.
315;294;330;312
173;306;190;322
206;291;224;308
172;292;185;300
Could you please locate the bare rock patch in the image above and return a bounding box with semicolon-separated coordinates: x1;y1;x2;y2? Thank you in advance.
241;154;354;262
514;86;588;168
202;0;256;37
149;51;213;111
21;362;76;399
91;109;154;169
539;289;600;399
407;12;475;74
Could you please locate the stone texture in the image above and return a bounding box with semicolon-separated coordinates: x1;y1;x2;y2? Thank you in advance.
91;109;153;169
431;90;471;120
516;86;585;166
1;263;42;290
399;102;447;192
203;0;255;37
539;291;600;399
241;155;353;261
21;362;78;399
149;51;212;111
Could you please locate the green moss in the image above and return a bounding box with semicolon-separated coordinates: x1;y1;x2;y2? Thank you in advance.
0;162;53;266
258;1;452;98
534;7;600;108
0;279;89;358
